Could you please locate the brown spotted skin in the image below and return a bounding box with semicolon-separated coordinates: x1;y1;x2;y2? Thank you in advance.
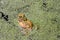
18;13;33;34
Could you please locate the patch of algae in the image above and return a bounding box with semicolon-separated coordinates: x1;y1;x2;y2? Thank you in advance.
0;0;60;40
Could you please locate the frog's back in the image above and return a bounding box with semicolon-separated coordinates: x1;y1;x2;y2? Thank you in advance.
26;20;33;28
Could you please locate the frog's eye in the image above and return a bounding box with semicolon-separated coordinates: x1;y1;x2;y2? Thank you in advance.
23;17;27;21
19;16;22;18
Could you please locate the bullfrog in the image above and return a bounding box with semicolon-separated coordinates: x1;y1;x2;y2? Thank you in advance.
18;13;33;35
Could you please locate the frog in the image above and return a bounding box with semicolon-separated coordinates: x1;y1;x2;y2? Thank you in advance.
18;13;33;35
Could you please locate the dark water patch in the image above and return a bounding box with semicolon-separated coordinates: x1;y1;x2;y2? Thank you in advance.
42;2;47;8
57;35;60;39
0;12;9;21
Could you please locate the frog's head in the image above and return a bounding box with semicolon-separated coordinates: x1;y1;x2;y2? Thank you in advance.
18;13;25;18
18;13;27;22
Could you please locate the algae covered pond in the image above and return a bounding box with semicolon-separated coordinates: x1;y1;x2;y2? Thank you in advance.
0;0;60;40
